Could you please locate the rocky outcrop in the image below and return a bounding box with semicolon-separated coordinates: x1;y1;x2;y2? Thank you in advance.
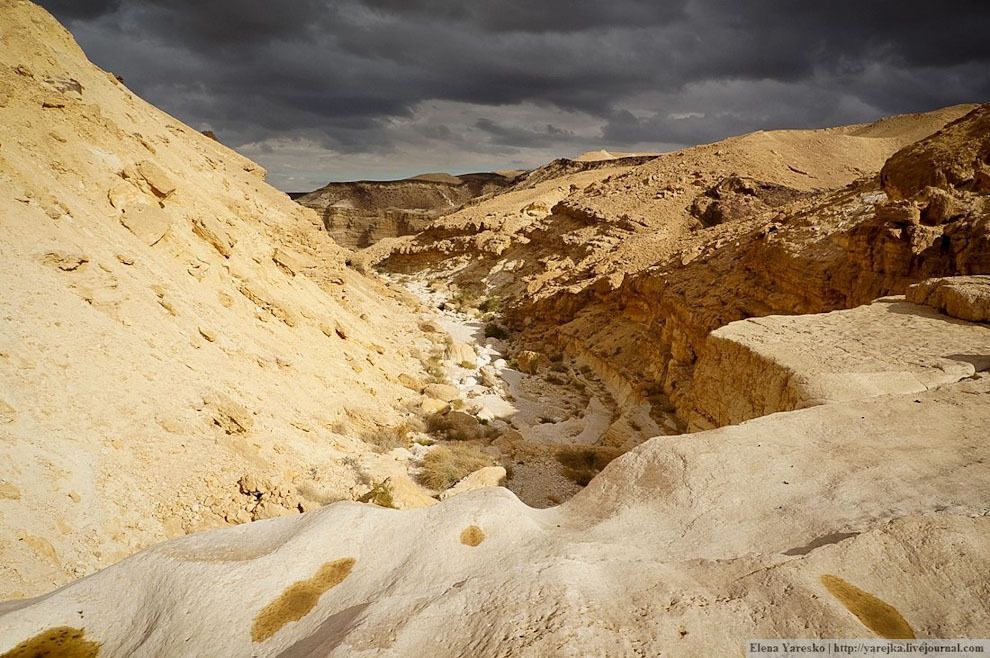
907;275;990;322
881;106;990;200
511;106;990;425
688;297;990;429
689;175;805;227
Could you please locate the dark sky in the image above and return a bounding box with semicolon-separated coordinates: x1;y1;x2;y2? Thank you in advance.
38;0;990;191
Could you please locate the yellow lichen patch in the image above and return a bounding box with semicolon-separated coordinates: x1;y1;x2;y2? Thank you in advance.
820;574;915;639
460;525;485;547
251;557;356;643
0;626;100;658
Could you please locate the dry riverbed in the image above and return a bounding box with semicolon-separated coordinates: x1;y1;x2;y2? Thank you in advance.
387;272;656;506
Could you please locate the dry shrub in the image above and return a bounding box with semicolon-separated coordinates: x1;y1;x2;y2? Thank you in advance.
477;295;501;314
418;444;495;490
425;413;465;440
484;322;509;340
555;445;623;486
423;349;446;384
361;418;424;452
450;284;485;311
358;480;395;508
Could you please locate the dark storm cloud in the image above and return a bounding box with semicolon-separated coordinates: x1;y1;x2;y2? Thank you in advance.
38;0;120;19
475;118;577;148
36;0;990;188
359;0;689;33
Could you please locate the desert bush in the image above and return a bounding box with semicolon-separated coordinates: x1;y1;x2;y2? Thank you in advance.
450;284;485;311
484;322;509;340
426;412;460;439
417;444;496;490
358;480;396;508
477;295;501;314
425;411;497;441
361;418;424;452
555;445;622;486
423;350;446;384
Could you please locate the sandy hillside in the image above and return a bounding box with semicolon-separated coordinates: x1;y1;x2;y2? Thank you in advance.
0;0;456;598
573;148;659;161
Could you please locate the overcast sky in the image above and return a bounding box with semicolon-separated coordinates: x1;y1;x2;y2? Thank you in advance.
39;0;990;192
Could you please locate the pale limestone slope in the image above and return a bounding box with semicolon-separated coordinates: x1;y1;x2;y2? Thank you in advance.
0;0;436;598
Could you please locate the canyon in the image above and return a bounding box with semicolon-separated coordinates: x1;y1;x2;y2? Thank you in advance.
1;2;989;656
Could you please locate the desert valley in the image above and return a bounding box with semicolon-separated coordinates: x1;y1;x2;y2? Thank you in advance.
1;1;989;656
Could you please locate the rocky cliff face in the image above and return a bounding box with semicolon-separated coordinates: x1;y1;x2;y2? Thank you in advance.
503;106;990;427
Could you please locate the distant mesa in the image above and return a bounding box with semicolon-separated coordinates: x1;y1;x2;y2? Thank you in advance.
294;170;523;248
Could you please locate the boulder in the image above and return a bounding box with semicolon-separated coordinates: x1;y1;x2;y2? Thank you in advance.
272;247;315;276
907;276;990;323
423;383;460;402
387;475;438;509
438;466;506;500
204;393;254;435
515;350;549;374
136;159;176;199
398;373;424;391
359;476;436;510
447;341;477;369
107;181;144;210
0;481;21;500
420;397;450;415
